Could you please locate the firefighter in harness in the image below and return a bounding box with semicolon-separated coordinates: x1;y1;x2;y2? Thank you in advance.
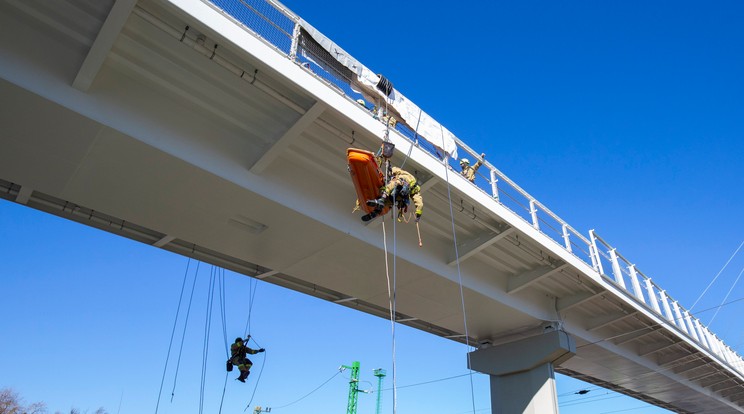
227;337;264;382
362;166;423;223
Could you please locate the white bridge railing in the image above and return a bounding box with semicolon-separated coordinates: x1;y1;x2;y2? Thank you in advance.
202;0;744;376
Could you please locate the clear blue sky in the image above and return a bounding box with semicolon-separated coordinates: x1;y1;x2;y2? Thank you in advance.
2;1;743;413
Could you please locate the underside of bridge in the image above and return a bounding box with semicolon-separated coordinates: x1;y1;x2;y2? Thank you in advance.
1;0;743;412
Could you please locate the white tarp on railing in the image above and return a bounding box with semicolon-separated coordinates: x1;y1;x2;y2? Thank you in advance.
299;19;458;160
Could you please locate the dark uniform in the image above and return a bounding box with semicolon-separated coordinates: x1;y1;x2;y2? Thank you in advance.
229;337;264;382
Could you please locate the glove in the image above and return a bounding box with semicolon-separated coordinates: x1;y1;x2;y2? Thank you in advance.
258;348;265;353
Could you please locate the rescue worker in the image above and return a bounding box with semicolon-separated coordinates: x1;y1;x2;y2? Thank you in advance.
229;337;264;382
363;167;423;222
460;153;486;183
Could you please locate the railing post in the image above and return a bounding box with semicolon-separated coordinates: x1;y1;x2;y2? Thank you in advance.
490;170;499;202
694;319;710;350
529;200;539;230
628;265;645;302
288;21;301;61
683;311;699;342
644;279;661;314
609;248;626;289
671;301;688;333
659;290;675;323
588;230;604;275
562;224;572;253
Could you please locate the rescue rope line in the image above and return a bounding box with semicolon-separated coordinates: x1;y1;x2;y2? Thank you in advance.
198;267;218;414
440;128;477;414
243;337;267;412
169;261;201;402
155;257;191;414
218;268;230;414
381;217;399;414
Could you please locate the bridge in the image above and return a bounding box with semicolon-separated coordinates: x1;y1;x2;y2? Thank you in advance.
0;0;742;412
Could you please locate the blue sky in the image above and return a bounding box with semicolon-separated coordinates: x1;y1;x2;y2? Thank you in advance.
2;0;743;413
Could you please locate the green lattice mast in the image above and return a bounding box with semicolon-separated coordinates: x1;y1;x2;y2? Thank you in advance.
342;361;361;414
373;368;386;414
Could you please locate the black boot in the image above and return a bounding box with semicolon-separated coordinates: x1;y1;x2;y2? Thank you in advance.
237;370;250;382
366;198;386;209
361;211;378;222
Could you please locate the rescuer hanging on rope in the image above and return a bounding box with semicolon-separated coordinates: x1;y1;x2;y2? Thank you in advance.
363;166;423;223
227;336;264;382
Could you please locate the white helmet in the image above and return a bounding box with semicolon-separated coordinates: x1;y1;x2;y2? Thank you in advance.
460;158;470;166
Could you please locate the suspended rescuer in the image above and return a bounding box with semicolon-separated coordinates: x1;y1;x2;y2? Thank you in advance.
228;336;264;382
460;153;486;183
363;167;423;222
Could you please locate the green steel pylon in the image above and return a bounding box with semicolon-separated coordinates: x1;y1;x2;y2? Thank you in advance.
373;368;386;414
341;361;361;414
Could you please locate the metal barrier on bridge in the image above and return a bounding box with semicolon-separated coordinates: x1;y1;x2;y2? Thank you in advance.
203;0;744;377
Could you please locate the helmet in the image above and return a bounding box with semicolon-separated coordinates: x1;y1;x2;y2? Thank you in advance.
460;158;470;166
356;99;366;107
235;337;243;343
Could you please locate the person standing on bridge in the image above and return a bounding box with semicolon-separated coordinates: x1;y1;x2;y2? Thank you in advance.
228;337;264;382
460;153;486;183
363;166;423;222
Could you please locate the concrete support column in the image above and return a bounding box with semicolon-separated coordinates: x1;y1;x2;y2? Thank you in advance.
468;330;576;414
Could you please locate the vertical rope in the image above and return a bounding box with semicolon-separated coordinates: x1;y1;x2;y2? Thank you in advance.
218;268;230;414
155;258;191;414
199;266;217;414
381;219;397;414
170;261;202;401
440;128;477;414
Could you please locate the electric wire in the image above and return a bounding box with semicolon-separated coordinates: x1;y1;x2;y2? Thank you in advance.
690;240;743;311
270;369;343;410
440;129;477;414
169;260;201;402
155;257;191;414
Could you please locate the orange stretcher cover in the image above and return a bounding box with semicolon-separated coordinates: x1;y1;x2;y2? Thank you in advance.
347;148;389;216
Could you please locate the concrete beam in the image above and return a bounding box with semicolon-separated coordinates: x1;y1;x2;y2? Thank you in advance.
556;290;602;312
73;0;137;91
250;101;326;174
449;227;514;265
507;263;569;294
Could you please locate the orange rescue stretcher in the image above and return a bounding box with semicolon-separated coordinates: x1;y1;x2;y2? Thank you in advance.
347;148;390;216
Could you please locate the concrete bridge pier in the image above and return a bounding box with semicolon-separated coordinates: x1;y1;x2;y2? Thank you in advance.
468;329;576;414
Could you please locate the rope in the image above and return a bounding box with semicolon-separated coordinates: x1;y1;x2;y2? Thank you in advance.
169;261;202;401
218;268;230;414
381;217;398;414
270;370;343;410
690;240;743;310
440;126;477;414
243;337;267;412
199;267;218;414
155;257;191;414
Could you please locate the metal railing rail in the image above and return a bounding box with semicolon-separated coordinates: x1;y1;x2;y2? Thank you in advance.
201;0;744;377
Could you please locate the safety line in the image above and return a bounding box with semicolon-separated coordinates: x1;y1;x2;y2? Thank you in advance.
381;217;398;414
169;260;201;402
218;268;230;414
243;338;267;412
440;128;477;414
155;257;191;414
199;267;217;414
